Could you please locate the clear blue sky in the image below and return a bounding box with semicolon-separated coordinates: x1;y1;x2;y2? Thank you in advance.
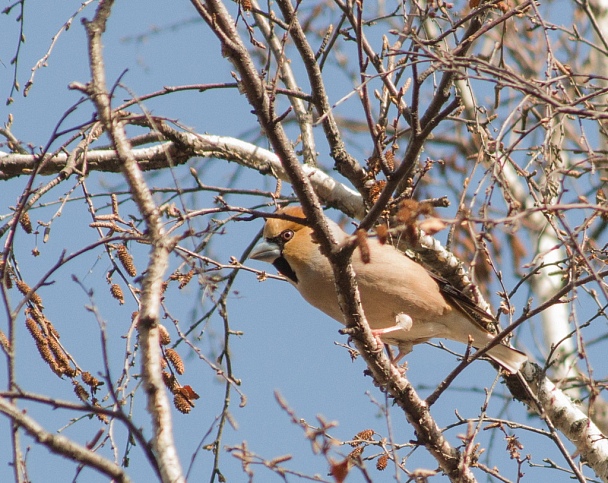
0;1;597;482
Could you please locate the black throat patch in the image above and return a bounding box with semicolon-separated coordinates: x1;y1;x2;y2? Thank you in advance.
273;256;298;284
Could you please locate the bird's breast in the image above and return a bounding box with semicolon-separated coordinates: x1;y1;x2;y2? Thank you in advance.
289;245;452;334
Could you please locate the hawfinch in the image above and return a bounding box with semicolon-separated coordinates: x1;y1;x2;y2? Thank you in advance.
250;206;527;374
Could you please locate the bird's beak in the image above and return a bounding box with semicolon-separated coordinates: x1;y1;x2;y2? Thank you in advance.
249;240;281;263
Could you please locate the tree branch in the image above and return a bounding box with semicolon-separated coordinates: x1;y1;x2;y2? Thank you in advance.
82;2;184;481
0;396;131;483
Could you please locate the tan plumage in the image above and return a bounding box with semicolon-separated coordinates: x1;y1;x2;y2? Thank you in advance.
250;206;527;374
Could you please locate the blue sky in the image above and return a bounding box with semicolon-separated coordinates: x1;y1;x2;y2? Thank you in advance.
0;1;601;481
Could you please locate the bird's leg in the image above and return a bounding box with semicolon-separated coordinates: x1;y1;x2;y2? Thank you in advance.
370;313;413;339
370;314;413;368
392;342;413;365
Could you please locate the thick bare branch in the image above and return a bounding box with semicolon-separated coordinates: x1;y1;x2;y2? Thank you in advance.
0;135;365;218
0;397;131;483
82;1;184;481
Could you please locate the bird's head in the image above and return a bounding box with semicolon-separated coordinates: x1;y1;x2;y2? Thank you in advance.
249;206;319;283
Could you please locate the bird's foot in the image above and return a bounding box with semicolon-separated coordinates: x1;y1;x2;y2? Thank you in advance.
369;334;385;354
393;360;408;375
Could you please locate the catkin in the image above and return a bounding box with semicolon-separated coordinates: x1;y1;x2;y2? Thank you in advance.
350;429;374;446
117;245;137;277
110;283;125;305
174;393;193;414
20;212;33;234
158;324;171;345
16;280;43;308
376;454;389;471
165;348;185;375
73;382;90;402
162;371;179;393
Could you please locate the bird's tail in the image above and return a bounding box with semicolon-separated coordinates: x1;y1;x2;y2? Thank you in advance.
485;344;527;374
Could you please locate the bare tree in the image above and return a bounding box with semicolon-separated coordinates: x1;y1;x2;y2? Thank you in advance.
2;0;608;481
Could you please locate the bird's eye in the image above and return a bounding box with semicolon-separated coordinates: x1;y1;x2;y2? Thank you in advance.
281;229;294;242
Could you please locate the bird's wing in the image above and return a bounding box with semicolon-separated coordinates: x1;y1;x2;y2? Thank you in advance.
429;272;499;334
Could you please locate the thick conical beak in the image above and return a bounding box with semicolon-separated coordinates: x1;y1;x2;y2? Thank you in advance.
249;240;281;263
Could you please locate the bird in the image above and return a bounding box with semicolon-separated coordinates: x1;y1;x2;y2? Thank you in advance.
249;205;527;374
